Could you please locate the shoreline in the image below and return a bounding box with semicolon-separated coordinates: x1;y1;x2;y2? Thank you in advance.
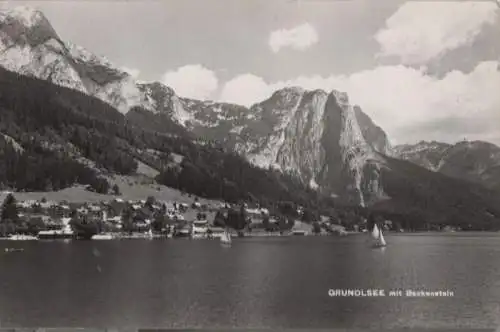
2;230;498;241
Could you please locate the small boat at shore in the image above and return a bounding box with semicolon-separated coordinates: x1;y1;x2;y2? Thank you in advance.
38;229;74;240
7;234;38;241
4;248;24;253
91;233;114;240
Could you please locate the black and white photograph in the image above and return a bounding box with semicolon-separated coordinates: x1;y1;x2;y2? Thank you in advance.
1;0;500;330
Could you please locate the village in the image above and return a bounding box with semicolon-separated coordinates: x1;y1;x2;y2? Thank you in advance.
0;191;357;241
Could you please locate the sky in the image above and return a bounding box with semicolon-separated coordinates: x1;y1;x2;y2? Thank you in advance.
2;0;500;145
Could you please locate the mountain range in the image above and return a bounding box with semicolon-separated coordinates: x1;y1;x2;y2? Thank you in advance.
394;140;500;191
1;6;500;228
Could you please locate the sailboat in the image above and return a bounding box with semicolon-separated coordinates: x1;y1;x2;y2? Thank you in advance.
220;228;232;246
371;224;387;248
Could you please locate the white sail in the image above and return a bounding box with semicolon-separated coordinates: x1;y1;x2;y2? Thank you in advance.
371;224;380;240
379;229;387;246
220;229;232;244
370;224;387;247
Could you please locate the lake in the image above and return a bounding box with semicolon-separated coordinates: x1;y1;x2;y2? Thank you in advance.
1;233;500;329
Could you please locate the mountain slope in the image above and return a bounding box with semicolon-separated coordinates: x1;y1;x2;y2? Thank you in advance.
0;6;159;115
153;87;393;206
0;6;393;206
0;67;333;210
395;140;500;191
376;156;500;230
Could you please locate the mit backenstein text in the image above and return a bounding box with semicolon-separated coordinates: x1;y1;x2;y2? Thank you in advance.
328;289;454;297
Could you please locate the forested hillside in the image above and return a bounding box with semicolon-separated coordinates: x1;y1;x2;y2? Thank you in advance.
0;68;329;209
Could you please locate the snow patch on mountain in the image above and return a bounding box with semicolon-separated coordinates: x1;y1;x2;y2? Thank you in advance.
0;6;45;28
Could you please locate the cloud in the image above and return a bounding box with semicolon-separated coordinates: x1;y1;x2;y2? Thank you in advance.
220;74;270;107
219;61;500;145
375;1;498;65
268;23;319;53
121;67;140;79
161;64;218;100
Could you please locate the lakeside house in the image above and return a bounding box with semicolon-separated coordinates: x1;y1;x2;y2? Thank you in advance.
2;191;376;239
208;226;225;239
192;219;209;239
245;207;270;225
291;221;312;235
38;217;74;239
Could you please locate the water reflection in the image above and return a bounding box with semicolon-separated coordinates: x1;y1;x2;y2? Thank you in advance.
1;235;500;329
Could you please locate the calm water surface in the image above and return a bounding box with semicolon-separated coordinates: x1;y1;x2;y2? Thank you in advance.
1;233;500;329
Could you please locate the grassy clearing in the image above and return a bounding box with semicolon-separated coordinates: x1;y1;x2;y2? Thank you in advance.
9;175;224;207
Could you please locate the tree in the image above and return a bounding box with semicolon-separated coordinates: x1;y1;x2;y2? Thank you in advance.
121;206;134;234
213;210;226;227
145;196;156;208
263;214;270;228
312;221;321;234
1;193;19;223
278;216;288;231
112;184;121;196
278;201;297;217
70;217;98;239
27;217;45;235
301;208;314;223
329;210;340;224
89;177;110;194
151;214;166;232
226;207;247;230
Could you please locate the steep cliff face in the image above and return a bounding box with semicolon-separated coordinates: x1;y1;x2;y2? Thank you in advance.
353;105;392;156
200;88;393;206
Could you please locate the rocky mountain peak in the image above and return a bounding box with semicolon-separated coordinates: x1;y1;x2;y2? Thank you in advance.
0;6;59;47
1;6;48;29
330;89;350;106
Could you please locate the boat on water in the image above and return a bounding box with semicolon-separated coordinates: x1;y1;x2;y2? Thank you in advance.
4;248;24;253
91;233;115;240
220;228;232;246
6;234;38;241
370;224;387;248
38;228;74;240
174;228;191;238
